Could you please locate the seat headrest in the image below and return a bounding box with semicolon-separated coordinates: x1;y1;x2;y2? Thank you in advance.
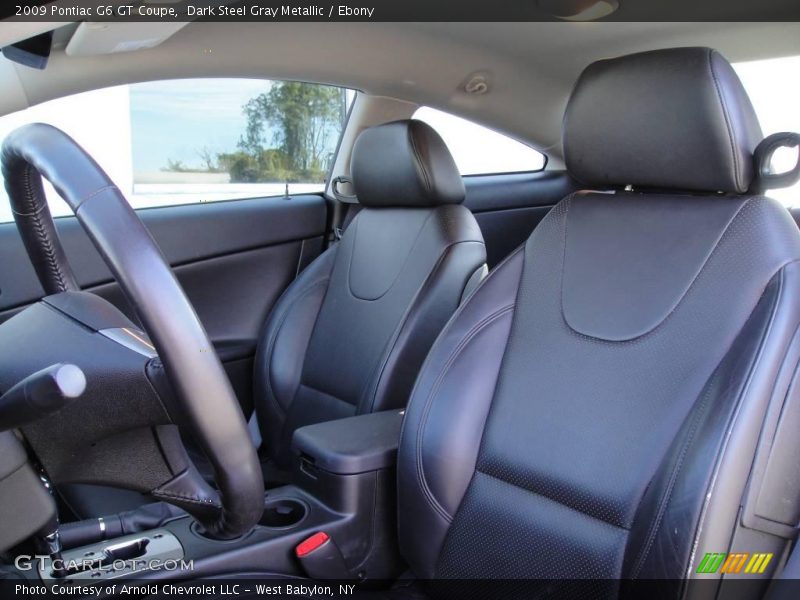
352;120;465;208
563;47;763;194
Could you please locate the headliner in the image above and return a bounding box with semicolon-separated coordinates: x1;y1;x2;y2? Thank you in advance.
0;20;798;156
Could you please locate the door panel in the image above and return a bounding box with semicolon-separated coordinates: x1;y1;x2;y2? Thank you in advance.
0;194;326;313
463;170;576;267
92;240;322;349
0;194;328;415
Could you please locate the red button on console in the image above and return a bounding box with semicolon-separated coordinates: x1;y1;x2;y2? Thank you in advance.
295;531;330;557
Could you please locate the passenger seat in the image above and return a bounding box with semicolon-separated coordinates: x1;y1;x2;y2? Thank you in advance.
254;119;487;472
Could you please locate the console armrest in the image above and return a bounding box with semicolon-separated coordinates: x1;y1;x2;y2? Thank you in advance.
292;409;404;475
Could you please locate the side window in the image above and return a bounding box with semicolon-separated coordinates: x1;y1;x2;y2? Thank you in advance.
734;55;800;206
0;79;354;223
412;106;546;175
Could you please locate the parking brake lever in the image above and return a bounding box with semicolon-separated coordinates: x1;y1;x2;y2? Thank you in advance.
0;363;86;432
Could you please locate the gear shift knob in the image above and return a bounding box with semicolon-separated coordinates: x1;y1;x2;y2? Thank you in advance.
38;517;66;578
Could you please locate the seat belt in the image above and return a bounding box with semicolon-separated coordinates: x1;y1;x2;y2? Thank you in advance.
329;175;360;244
334;202;362;242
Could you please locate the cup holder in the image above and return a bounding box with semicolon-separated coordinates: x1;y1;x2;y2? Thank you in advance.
259;497;308;529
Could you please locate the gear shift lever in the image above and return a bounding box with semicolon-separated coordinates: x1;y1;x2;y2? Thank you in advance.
37;515;66;578
36;475;66;578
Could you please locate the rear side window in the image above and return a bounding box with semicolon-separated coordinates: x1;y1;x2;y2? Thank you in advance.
412;107;546;176
734;55;800;207
0;79;354;223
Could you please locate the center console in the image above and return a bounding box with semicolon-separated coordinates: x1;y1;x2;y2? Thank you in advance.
290;409;405;579
20;409;406;583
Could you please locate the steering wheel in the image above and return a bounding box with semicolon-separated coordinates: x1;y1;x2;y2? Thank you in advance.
2;123;264;539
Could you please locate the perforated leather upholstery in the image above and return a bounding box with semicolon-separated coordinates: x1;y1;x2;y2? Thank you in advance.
396;47;800;596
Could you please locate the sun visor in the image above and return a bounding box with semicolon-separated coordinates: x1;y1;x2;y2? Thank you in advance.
65;21;187;56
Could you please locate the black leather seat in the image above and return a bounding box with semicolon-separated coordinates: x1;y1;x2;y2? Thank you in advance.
205;48;800;598
388;47;800;595
253;119;487;472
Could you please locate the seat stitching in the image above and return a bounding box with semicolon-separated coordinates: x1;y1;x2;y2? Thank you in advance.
559;194;754;344
264;278;331;417
476;469;629;531
415;304;515;522
405;247;524;522
360;239;486;415
707;48;742;192
629;370;716;578
408;122;433;198
298;381;355;410
346;210;435;301
686;264;792;580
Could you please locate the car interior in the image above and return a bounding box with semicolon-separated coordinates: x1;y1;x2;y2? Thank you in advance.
1;12;800;600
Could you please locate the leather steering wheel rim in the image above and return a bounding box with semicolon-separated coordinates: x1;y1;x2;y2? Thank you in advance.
2;123;264;539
